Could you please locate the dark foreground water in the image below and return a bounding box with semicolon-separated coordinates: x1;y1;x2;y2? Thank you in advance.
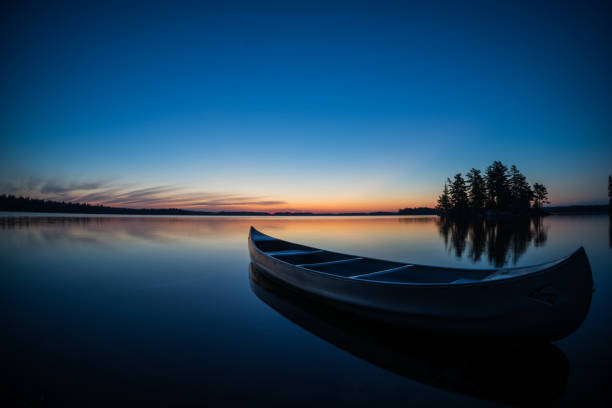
1;214;610;406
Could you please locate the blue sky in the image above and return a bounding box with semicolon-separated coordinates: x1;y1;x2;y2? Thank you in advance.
1;1;610;211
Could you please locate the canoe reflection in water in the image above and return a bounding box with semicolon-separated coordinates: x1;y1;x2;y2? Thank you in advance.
250;265;570;406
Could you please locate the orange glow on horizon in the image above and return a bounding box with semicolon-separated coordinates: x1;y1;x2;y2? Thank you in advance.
101;197;437;213
18;182;605;213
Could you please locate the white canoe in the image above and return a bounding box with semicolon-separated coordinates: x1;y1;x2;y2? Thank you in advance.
248;227;593;340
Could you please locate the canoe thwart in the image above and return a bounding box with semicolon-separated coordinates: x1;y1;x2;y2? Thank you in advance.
349;265;414;280
298;258;363;268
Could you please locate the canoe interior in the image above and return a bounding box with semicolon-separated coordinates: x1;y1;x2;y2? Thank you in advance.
249;227;526;284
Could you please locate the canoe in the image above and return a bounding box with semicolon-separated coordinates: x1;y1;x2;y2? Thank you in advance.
248;226;593;340
249;265;569;406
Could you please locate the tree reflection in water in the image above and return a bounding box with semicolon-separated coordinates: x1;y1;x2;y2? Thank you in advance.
608;214;612;248
609;214;611;248
438;216;548;267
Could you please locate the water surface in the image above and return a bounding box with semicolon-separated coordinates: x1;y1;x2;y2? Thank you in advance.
1;214;610;406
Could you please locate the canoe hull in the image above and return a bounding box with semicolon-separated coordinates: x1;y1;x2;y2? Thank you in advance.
248;230;593;340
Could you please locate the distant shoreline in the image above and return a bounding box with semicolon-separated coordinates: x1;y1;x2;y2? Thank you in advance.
544;205;609;215
0;194;414;216
0;210;408;217
0;195;608;216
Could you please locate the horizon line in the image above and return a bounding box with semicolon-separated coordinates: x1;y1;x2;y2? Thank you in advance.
0;194;609;216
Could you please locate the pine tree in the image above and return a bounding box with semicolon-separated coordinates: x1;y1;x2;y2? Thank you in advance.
437;182;452;214
532;183;549;209
449;173;469;211
466;168;486;211
509;165;532;213
485;161;510;210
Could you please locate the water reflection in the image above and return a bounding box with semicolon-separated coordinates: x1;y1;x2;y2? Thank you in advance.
0;215;256;246
437;216;548;267
250;265;569;407
2;214;610;406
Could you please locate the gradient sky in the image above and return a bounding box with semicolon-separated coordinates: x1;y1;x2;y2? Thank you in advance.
1;1;611;212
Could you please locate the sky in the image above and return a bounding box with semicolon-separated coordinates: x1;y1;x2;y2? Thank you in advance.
1;1;611;212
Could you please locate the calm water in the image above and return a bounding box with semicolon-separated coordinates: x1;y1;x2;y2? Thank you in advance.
1;214;610;406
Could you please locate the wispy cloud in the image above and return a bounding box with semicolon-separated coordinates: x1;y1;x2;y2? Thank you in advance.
184;199;287;207
39;180;110;195
1;178;287;211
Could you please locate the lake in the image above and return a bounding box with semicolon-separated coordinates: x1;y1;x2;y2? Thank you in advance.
1;213;610;406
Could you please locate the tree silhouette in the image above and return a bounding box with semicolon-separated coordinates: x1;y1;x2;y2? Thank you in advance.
449;173;469;213
485;161;510;210
509;165;533;213
437;161;548;217
466;168;486;211
532;183;549;209
436;182;452;213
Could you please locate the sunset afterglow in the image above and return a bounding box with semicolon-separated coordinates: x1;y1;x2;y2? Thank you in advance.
1;2;610;211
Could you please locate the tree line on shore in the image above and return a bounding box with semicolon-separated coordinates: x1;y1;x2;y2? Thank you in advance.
0;194;398;216
0;194;204;215
437;161;549;216
0;194;290;215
